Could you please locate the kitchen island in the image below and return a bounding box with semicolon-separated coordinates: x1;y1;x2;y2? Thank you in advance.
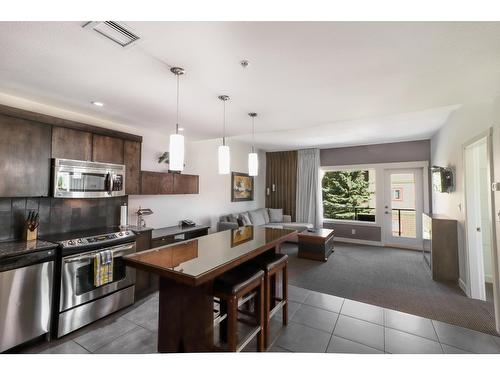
124;226;296;352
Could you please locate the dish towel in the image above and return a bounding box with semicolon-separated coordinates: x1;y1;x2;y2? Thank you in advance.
94;250;114;287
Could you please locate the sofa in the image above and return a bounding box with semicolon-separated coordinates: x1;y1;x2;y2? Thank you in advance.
217;208;313;242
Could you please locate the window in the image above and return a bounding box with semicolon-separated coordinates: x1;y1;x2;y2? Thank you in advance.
392;187;403;201
322;169;376;222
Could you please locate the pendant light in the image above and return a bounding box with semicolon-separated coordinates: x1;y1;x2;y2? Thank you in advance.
248;112;258;176
218;95;230;175
169;67;185;172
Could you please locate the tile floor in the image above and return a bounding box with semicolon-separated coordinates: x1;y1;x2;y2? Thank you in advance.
21;285;500;354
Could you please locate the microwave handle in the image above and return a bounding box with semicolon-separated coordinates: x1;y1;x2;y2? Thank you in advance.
105;173;113;195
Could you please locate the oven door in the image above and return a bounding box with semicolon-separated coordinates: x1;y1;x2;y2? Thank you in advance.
60;242;136;312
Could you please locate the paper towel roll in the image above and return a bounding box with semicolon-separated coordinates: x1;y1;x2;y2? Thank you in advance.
120;204;128;228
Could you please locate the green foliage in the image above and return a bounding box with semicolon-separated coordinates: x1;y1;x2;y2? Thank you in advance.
322;170;373;220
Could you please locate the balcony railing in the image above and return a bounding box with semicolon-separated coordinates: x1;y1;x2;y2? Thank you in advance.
323;205;376;222
392;208;416;237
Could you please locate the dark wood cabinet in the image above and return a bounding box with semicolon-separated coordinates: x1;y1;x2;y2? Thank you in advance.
0;114;51;197
51;126;93;161
92;134;124;164
173;174;199;194
124;140;141;195
140;171;174;195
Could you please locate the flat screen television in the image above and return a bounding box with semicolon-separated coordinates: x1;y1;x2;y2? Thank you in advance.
431;166;453;193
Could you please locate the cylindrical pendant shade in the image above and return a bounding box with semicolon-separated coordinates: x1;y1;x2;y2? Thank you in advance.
218;145;230;175
248;152;258;176
169;133;185;171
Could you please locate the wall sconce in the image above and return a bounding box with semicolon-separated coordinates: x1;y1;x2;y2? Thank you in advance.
272;184;276;192
266;187;270;196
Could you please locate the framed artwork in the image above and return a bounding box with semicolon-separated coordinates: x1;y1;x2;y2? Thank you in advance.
231;172;254;202
231;226;254;247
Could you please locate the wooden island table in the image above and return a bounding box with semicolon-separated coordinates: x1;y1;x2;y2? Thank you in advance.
124;226;296;353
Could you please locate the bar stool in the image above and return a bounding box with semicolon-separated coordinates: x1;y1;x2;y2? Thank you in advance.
213;265;265;352
249;252;288;348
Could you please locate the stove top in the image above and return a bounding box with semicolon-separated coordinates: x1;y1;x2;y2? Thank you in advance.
41;226;136;253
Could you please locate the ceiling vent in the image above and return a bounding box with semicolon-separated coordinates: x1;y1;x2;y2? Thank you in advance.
82;21;140;47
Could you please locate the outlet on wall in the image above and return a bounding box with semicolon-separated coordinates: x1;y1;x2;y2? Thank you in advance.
351;228;356;235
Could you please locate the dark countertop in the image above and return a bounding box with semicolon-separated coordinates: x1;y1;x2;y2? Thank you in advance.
0;239;59;261
151;224;210;239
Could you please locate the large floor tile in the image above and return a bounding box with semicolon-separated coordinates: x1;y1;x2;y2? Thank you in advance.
274;322;331;352
94;327;157;354
40;340;90;354
441;344;472;354
291;304;339;333
327;335;383;354
267;345;292;352
273;300;301;321
341;299;384;325
303;291;344;313
384;308;438;341
288;285;312;303
432;320;500;354
385;328;443;354
333;315;384;351
73;317;138;352
122;298;159;332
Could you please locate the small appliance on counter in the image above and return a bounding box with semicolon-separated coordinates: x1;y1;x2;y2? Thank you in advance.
136;207;154;227
120;203;128;228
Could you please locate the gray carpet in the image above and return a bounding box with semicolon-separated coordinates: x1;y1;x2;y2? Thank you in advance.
283;242;498;336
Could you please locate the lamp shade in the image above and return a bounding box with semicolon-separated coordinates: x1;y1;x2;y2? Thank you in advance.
218;145;230;175
248;152;258;176
169;133;185;171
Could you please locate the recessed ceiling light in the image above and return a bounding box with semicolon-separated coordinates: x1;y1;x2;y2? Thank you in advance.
91;101;104;107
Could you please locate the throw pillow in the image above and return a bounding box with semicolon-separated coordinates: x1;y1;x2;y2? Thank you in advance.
248;210;266;226
228;214;238;224
240;212;252;225
260;208;270;224
237;218;244;226
268;208;284;223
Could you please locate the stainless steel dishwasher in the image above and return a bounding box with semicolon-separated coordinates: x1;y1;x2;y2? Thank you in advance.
0;248;55;352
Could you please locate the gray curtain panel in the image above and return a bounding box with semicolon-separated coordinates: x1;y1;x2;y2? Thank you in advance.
296;148;321;228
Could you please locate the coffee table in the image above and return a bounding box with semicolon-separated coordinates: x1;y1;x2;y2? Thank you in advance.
298;228;335;262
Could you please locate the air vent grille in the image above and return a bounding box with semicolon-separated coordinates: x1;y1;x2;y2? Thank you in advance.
83;21;140;47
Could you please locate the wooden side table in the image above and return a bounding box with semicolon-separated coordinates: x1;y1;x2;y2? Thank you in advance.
298;228;335;262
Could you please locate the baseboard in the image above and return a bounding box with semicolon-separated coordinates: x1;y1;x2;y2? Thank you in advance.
459;278;470;297
334;237;384;247
384;243;424;251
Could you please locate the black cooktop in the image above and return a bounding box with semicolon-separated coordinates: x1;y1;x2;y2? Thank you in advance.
41;226;124;242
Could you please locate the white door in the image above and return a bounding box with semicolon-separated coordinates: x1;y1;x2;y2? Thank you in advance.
464;137;492;301
384;168;424;249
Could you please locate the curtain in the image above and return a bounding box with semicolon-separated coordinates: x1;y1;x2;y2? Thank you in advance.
296;148;322;228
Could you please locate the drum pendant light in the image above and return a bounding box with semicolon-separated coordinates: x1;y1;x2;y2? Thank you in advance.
248;112;258;176
169;67;185;172
218;95;230;175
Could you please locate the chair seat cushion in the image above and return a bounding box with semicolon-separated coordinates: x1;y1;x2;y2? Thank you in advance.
250;253;288;272
214;266;264;295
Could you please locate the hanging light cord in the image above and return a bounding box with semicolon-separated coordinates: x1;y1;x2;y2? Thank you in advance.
222;100;226;146
251;116;255;153
175;73;180;134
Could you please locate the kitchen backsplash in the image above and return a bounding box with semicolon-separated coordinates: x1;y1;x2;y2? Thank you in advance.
0;196;127;241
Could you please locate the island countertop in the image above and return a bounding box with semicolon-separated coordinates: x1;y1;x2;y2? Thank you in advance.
124;226;296;286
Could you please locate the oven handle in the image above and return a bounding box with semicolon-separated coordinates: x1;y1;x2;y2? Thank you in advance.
63;243;135;264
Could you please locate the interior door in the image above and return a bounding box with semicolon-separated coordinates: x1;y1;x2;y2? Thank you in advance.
384;168;424;249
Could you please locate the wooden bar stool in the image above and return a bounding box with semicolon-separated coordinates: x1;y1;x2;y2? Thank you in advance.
213;266;265;352
249;252;288;348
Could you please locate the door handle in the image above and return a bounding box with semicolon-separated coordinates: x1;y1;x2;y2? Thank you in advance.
477;227;481;232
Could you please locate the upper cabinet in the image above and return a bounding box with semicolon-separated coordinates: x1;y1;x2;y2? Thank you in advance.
92;134;124;164
141;171;174;195
124;140;141;195
173;174;199;194
0;114;51;197
52;126;92;161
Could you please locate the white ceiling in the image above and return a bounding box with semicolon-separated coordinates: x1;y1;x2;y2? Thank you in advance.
0;21;499;150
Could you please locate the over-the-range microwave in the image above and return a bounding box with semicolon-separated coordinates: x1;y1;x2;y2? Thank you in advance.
52;158;125;198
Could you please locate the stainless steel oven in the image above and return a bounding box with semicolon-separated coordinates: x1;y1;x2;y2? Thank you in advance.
57;240;136;337
52;158;125;198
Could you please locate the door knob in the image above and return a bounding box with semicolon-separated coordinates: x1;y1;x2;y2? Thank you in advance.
477;227;481;232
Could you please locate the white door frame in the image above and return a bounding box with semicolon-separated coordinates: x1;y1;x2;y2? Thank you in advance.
383;168;424;250
463;128;498;315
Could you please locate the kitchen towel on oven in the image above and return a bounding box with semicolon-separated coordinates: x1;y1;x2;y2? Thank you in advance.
94;250;114;287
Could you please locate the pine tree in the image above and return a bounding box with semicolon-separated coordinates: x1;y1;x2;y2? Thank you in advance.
322;171;373;219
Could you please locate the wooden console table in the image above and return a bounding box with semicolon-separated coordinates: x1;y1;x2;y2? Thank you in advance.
298;228;335;262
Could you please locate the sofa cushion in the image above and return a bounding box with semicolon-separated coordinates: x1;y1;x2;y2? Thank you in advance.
268;208;284;223
260;208;270;224
248;209;266;226
227;214;238;224
240;212;252;225
282;222;314;231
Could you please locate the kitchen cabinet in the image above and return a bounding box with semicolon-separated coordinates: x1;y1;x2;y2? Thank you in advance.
51;126;93;161
173;174;199;194
140;171;174;195
124;140;141;195
92;134;124;164
0;114;51;197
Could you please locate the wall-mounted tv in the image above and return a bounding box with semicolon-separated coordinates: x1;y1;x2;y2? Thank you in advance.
431;166;454;193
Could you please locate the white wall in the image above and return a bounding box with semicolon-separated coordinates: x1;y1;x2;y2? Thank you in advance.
431;97;498;293
128;138;266;230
